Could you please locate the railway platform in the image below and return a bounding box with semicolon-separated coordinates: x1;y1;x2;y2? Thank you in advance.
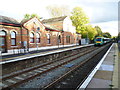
0;44;94;64
83;43;119;89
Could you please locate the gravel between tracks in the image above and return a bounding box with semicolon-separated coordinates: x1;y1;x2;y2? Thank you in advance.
13;44;110;89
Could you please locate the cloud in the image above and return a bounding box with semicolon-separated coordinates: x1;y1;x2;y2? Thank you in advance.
92;21;118;36
0;0;72;20
0;0;118;25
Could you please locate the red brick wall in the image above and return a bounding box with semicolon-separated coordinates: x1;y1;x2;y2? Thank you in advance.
1;25;22;50
1;22;81;53
62;31;76;45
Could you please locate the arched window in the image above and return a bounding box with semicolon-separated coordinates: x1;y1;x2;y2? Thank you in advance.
30;32;34;43
36;33;40;43
11;31;16;46
0;30;6;36
58;35;61;43
46;34;50;44
0;30;6;46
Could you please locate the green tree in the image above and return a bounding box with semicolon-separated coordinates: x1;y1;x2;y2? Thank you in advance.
24;14;30;20
24;13;41;20
70;7;89;33
46;5;70;18
94;26;103;37
81;25;97;40
103;32;111;38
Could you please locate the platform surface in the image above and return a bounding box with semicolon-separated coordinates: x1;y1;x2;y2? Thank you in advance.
1;44;93;64
86;43;119;89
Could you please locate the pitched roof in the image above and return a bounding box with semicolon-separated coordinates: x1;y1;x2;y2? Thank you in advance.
21;17;44;26
44;23;63;31
20;17;33;24
0;15;20;25
42;16;67;31
42;16;67;23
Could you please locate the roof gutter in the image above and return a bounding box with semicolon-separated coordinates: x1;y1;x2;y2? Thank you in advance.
0;22;21;27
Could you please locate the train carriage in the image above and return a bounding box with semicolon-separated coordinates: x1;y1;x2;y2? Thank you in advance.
94;37;111;46
94;37;104;46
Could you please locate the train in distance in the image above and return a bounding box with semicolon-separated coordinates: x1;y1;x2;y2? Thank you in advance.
94;36;111;46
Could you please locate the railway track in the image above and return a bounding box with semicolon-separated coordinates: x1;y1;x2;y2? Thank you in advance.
2;43;113;89
42;43;112;89
1;45;97;89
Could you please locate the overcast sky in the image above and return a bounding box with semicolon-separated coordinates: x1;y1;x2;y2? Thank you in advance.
0;0;119;36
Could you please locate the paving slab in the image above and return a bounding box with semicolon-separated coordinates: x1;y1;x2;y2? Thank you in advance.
87;78;111;88
102;60;113;65
93;70;113;80
99;64;113;71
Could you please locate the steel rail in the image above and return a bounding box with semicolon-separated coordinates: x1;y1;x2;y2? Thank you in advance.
1;46;94;80
1;46;98;89
42;44;111;89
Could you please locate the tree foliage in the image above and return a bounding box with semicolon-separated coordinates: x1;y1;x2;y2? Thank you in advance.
24;14;40;20
46;5;70;18
94;26;103;37
103;32;112;38
81;25;97;40
70;7;89;33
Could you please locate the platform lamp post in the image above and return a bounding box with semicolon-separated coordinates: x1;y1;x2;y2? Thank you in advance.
57;31;59;48
76;34;78;46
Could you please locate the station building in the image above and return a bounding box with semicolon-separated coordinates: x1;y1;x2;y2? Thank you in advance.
0;15;81;55
0;16;22;54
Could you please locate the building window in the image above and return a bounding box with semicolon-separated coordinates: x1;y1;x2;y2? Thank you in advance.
37;27;40;30
66;36;70;43
0;30;6;36
30;32;34;43
36;33;40;43
58;35;61;43
46;34;50;44
0;30;7;53
11;31;16;46
0;30;6;46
